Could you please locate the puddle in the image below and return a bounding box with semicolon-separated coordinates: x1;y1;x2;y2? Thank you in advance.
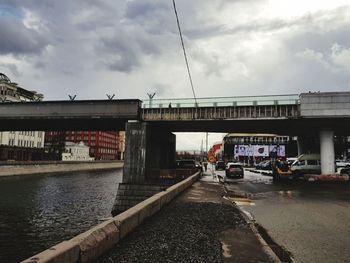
187;196;200;200
225;196;256;206
221;241;232;258
231;198;255;206
255;223;293;262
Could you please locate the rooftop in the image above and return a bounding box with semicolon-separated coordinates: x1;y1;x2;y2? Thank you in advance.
0;73;11;83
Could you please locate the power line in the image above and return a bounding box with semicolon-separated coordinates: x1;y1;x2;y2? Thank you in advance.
172;0;197;106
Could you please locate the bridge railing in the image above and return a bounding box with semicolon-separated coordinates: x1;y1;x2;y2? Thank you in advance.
143;104;300;120
142;94;299;109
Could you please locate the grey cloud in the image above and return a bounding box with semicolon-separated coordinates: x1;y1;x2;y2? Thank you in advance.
0;63;20;77
125;0;174;35
97;25;165;72
187;5;350;40
0;17;48;55
286;25;350;54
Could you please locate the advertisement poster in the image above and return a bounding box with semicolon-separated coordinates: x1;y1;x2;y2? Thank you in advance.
278;145;286;157
269;145;278;157
253;145;269;157
269;145;286;157
234;145;285;157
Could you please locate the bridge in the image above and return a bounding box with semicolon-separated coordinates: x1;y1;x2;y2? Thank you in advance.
0;92;350;214
0;99;141;131
0;93;349;134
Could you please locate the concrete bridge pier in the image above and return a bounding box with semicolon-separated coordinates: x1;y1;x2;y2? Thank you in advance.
320;130;335;174
297;135;319;156
112;122;176;216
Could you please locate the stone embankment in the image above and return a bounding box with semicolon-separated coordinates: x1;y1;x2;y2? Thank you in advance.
0;161;123;177
21;172;200;263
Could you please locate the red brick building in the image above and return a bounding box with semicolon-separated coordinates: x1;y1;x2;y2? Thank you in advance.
45;131;120;160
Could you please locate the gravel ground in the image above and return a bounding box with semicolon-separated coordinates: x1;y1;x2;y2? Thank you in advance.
97;201;247;263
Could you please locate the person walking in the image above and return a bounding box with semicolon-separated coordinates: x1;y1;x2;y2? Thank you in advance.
203;161;208;172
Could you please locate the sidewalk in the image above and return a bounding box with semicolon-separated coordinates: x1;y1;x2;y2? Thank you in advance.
97;172;275;263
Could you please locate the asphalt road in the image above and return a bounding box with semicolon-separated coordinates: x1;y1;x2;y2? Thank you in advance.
214;168;350;263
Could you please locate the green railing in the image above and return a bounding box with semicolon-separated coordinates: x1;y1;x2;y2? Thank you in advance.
142;94;299;108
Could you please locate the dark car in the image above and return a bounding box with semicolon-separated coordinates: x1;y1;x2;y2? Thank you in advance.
225;162;244;179
215;160;226;170
255;160;272;170
176;159;196;169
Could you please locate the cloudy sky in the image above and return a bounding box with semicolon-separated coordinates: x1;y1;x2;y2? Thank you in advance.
1;0;350;149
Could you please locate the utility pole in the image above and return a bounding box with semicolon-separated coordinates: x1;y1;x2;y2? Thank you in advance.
205;132;208;159
200;138;203;161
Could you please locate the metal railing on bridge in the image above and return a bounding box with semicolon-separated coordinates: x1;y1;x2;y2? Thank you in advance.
142;94;300;120
142;94;299;108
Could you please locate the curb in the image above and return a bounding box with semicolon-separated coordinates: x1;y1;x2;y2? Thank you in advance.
21;172;200;263
224;195;282;263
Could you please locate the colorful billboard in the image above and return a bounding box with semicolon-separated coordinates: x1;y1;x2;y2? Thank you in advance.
234;145;285;157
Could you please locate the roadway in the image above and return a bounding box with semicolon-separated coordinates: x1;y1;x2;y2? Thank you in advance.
214;169;350;263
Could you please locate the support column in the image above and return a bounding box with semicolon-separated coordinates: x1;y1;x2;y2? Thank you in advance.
122;122;148;184
112;122;176;216
320;130;335;174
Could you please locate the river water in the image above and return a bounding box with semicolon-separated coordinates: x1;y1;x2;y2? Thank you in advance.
0;169;123;263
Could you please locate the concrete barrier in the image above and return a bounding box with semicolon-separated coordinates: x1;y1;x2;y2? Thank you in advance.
21;171;200;263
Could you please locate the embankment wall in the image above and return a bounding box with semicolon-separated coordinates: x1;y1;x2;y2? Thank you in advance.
0;161;123;177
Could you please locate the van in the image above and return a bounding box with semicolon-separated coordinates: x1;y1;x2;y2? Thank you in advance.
291;154;321;176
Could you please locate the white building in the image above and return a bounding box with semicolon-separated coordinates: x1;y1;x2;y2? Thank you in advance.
0;131;44;148
62;141;94;161
0;73;45;160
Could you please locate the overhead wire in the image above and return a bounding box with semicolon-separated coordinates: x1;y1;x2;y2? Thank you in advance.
172;0;198;106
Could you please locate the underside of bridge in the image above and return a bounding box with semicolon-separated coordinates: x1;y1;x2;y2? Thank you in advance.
143;118;350;135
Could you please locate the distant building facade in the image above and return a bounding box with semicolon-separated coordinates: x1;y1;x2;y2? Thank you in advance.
45;131;121;160
62;141;94;161
0;73;45;161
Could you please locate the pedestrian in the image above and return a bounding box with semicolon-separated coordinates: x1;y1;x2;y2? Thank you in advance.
168;103;172;108
204;162;208;172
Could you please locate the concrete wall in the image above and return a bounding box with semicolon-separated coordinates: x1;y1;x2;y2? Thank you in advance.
21;171;200;263
300;92;350;117
0;161;123;177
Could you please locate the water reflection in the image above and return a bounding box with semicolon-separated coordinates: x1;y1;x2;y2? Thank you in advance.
0;169;122;263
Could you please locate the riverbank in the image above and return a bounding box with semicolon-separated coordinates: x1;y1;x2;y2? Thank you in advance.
0;161;123;177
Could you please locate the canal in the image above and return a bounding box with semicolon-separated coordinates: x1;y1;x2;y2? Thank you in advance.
0;169;123;263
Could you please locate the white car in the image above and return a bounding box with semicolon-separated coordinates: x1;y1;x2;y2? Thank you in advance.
336;159;350;168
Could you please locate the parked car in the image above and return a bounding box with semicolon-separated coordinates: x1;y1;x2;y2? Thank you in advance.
291;154;321;177
215;160;226;170
254;160;272;170
176;159;196;169
335;159;350;168
255;160;267;170
225;162;244;179
195;162;203;171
